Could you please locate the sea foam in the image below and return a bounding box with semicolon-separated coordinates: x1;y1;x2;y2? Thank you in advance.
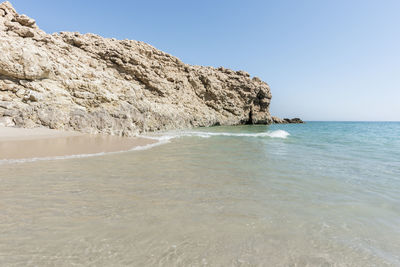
144;129;290;140
0;130;289;164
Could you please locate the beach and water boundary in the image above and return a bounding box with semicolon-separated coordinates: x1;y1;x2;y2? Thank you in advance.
0;122;399;266
0;126;289;164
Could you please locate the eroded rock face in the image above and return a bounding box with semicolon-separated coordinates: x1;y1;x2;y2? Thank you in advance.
284;118;304;124
272;116;304;124
0;1;273;135
272;116;286;124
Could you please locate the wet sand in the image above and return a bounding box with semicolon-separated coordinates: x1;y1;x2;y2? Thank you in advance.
0;126;156;160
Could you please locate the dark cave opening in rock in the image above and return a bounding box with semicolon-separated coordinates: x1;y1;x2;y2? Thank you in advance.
246;109;253;125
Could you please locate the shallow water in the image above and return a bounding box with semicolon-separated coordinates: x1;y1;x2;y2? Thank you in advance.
1;122;399;266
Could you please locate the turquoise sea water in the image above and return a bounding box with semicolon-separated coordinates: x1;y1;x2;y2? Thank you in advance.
1;122;399;266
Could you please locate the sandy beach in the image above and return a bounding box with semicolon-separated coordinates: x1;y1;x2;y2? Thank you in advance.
0;126;156;160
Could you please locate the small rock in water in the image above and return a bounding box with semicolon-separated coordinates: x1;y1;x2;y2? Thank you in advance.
284;117;304;123
272;116;304;124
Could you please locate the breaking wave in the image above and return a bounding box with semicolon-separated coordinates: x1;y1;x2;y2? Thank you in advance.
145;129;290;140
0;130;289;165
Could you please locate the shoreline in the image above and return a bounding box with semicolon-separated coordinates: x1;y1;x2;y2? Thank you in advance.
0;126;157;161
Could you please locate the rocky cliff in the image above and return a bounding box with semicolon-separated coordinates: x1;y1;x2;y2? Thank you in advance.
0;1;274;136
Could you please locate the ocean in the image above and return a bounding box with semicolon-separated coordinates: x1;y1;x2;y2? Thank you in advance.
1;122;399;266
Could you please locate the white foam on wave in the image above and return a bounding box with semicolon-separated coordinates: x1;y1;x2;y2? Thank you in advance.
0;130;289;165
0;151;108;165
144;129;290;140
131;137;172;150
0;136;174;165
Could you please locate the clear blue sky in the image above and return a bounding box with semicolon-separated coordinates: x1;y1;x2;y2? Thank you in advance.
10;0;400;121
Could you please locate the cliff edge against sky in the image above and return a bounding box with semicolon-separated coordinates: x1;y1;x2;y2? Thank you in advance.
0;1;280;136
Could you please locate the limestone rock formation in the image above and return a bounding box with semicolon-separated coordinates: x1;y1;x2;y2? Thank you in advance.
272;116;304;124
272;116;286;124
0;1;275;135
284;118;304;124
